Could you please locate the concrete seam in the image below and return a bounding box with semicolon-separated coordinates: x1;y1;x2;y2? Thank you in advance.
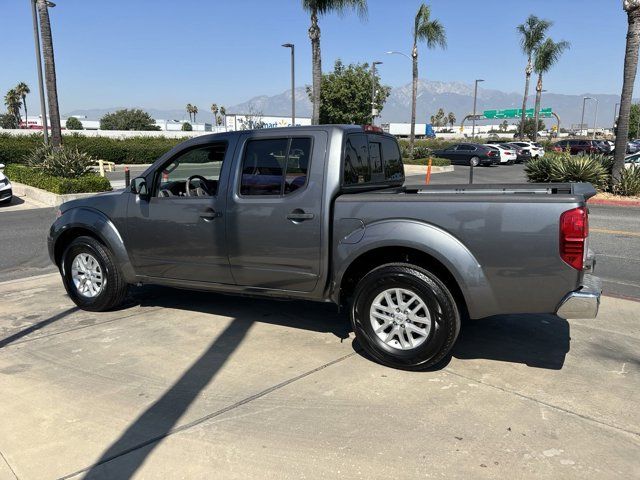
0;449;19;480
0;272;58;286
444;368;640;438
57;351;358;480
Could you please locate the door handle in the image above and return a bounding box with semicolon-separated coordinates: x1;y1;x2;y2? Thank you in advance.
287;210;314;221
200;208;221;221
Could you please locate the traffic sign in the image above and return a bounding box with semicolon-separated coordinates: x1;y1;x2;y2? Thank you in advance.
483;108;553;119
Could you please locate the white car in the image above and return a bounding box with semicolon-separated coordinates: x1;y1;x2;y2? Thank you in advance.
0;164;12;204
508;141;545;159
625;152;640;168
484;144;517;164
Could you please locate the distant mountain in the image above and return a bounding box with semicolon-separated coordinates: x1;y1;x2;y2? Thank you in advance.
65;80;627;128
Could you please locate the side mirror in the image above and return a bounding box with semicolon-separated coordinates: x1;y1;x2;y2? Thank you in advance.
131;177;149;197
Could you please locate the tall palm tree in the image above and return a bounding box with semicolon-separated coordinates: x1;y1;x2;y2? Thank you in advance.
302;0;368;125
532;38;569;141
15;82;30;128
219;106;226;126
410;3;446;154
614;1;640;177
192;105;198;123
447;111;456;129
37;0;62;147
186;103;193;122
211;103;218;125
4;89;22;126
516;15;552;140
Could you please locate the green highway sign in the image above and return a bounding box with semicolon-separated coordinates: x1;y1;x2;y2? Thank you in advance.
483;108;553;119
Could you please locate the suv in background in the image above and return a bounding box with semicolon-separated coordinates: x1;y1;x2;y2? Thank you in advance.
552;139;608;155
432;143;500;166
508;141;545;159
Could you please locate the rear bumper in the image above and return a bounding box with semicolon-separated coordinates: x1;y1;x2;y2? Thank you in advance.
555;274;602;319
0;187;12;202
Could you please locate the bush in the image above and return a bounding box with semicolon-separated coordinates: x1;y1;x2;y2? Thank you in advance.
613;165;640;196
65;117;84;130
403;157;451;166
100;108;161;131
25;143;95;178
0;133;184;164
525;152;609;190
0;113;18;129
5;164;112;194
181;122;193;131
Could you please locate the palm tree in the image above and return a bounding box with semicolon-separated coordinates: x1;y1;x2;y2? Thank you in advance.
516;15;552;140
447;111;456;129
220;106;226;126
192;105;198;123
4;89;22;126
302;0;368;125
186;103;193;122
37;0;62;147
211;103;218;125
15;82;30;128
410;3;446;154
614;1;640;178
532;38;569;141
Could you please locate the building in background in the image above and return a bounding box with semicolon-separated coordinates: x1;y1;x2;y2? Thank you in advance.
225;114;311;131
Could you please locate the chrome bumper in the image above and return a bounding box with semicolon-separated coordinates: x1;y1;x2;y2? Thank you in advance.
556;274;602;319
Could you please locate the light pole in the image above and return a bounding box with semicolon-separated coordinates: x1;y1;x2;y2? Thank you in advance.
472;79;484;138
580;97;592;136
385;50;411;61
31;0;49;144
282;43;295;126
371;61;382;124
613;102;620;137
592;98;599;140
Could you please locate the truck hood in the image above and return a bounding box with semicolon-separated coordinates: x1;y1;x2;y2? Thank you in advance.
59;189;125;213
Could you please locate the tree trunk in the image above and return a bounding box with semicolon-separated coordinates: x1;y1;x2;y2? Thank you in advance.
23;96;28;129
614;7;640;178
410;44;418;155
37;0;62;147
309;8;321;125
533;74;543;142
519;60;532;140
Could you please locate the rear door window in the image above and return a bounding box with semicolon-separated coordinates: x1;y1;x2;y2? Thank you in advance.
343;134;371;185
380;136;404;182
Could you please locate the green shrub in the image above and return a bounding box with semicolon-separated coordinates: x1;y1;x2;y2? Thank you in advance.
525;152;609;190
524;156;556;183
100;108;161;131
0;133;184;164
25;143;95;178
181;122;193;131
65;117;84;130
613;165;640;196
403;157;451;166
5;164;112;194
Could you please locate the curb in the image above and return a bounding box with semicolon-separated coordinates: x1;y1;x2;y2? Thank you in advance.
403;165;454;176
11;182;100;207
588;198;640;208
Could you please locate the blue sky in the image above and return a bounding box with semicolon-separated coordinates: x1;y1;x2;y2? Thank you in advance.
0;0;633;114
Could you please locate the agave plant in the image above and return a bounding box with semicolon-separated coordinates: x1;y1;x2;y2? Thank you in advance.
613;165;640;196
26;144;95;178
549;155;609;190
524;155;555;183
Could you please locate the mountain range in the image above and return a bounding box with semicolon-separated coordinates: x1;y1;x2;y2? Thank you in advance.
65;80;626;129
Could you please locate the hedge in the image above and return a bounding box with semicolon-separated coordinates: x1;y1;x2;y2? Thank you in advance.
403;157;451;166
5;164;112;194
0;133;185;165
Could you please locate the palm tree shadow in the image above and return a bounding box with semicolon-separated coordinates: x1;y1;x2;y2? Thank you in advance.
0;307;78;349
73;286;350;479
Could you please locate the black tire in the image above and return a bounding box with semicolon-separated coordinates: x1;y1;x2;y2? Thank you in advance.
61;235;128;311
351;263;461;371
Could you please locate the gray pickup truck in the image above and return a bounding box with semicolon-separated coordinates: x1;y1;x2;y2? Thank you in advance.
48;125;601;370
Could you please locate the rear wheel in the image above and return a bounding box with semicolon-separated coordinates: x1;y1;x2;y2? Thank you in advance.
351;263;461;370
61;236;128;311
469;157;480;167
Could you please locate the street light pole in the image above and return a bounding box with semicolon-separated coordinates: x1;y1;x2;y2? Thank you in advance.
30;0;48;144
592;98;599;140
282;43;295;126
613;102;620;135
472;79;484;138
371;61;382;124
580;97;591;136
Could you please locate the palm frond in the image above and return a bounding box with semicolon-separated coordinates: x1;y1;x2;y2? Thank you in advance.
414;3;447;49
534;38;570;74
517;15;552;57
303;0;368;19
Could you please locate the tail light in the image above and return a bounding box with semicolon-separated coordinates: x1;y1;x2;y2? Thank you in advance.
560;207;588;270
488;150;498;157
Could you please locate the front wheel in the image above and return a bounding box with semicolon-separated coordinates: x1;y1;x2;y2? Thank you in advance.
61;236;128;311
351;263;461;370
469;157;480;167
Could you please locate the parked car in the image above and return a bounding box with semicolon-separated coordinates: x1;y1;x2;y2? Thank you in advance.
0;164;12;204
625;152;640;168
551;139;608;155
508;141;545;159
596;140;614;153
627;142;640;154
432;143;500;166
484;144;517;165
48;125;601;370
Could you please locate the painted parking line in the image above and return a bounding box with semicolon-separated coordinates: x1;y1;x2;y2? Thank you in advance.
591;228;640;237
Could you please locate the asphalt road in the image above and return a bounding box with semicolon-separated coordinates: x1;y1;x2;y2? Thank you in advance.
1;163;638;299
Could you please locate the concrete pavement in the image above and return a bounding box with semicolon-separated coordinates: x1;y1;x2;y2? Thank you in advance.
0;274;638;479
